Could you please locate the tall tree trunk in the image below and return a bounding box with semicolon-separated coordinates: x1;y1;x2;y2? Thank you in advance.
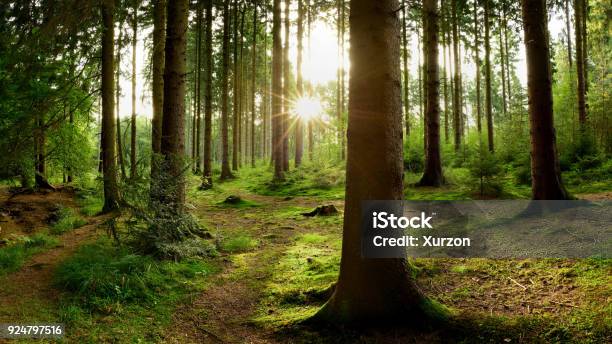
565;0;572;67
202;0;214;188
220;0;234;179
130;1;138;179
251;2;258;167
339;0;346;160
307;0;313;161
116;26;127;180
295;0;304;167
442;0;449;143
195;3;203;173
503;8;512;106
150;0;165;196
34;115;50;189
474;0;481;133
484;0;494;152
451;0;461;151
159;0;189;210
574;0;587;128
314;0;442;323
272;0;284;180
419;0;443;186
232;1;240;170
101;0;120;212
401;0;410;141
263;14;269;161
282;0;291;171
499;18;507;117
521;0;570;200
239;8;246;167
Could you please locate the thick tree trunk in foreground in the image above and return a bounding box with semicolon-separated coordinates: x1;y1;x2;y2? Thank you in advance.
314;0;442;323
220;0;234;179
101;0;120;212
150;0;165;196
130;1;138;179
159;0;188;210
202;0;213;188
272;0;284;181
295;0;304;167
419;0;443;187
521;0;570;200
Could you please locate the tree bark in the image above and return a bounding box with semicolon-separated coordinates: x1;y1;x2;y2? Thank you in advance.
419;0;443;186
499;14;507;117
295;0;304;167
202;0;214;188
101;0;120;212
574;0;587;128
521;0;570;200
451;0;461;151
115;25;127;180
473;0;481;133
232;0;240;171
401;0;410;141
130;1;138;179
220;0;234;179
272;0;284;180
484;0;494;152
159;0;189;210
314;0;442;323
282;0;291;171
150;0;165;195
251;1;258;167
195;2;203;173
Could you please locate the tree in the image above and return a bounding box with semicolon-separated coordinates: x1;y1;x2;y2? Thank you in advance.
295;0;304;167
232;0;240;171
314;0;445;323
220;0;234;180
251;1;258;167
419;0;443;187
282;0;291;171
401;0;410;140
521;0;570;200
100;0;121;212
150;0;165;196
451;0;462;150
194;1;203;173
202;0;214;188
473;0;482;133
130;0;139;179
159;0;189;210
574;0;588;128
116;24;127;180
484;0;494;152
272;0;284;181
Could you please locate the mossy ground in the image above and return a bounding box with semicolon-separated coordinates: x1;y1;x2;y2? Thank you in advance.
0;162;610;343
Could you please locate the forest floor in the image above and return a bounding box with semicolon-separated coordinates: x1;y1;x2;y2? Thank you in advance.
0;168;610;343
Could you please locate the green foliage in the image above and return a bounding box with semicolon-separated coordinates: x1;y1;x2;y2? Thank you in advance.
0;234;58;275
54;241;215;310
49;207;87;235
76;190;104;216
468;145;503;197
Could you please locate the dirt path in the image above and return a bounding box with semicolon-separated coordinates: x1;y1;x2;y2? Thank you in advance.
0;189;108;327
164;191;340;344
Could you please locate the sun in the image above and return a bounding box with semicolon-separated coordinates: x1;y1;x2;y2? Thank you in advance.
293;97;323;122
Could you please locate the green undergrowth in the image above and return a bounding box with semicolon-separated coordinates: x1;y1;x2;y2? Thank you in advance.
0;233;59;275
75;190;104;216
49;207;87;235
253;232;341;328
219;233;259;253
53;239;219;342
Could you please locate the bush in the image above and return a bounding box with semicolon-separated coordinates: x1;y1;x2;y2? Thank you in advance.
49;207;87;235
404;145;424;173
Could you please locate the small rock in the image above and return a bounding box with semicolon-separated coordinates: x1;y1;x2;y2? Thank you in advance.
223;195;242;204
301;205;339;217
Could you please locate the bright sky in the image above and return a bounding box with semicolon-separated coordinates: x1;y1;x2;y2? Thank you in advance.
118;6;567;119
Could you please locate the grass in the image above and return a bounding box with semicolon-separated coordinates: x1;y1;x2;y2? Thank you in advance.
49;207;87;235
0;233;59;275
53;239;218;342
76;191;104;216
220;234;259;252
